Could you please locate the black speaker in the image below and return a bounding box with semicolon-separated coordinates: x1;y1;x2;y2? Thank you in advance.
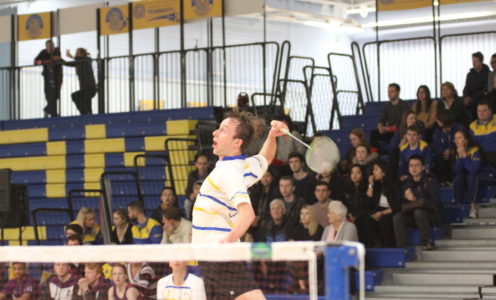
0;169;11;213
0;184;29;228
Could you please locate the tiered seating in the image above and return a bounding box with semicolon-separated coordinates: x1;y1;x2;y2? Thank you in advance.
0;108;216;245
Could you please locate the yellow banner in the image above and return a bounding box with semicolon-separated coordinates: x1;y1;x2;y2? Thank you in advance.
18;12;51;41
184;0;222;21
132;0;180;30
441;0;488;4
100;5;129;36
377;0;431;11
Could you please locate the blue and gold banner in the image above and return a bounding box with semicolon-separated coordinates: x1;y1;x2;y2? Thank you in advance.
18;12;51;41
377;0;431;11
100;5;129;36
132;0;180;30
184;0;222;21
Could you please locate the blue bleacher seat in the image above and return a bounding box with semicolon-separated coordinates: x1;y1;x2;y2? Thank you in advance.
125;137;145;151
365;248;415;268
407;226;444;245
11;171;46;184
355;270;385;292
442;204;470;224
0;142;46;158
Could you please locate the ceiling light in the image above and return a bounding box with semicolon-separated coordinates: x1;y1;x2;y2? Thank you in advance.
363;10;496;27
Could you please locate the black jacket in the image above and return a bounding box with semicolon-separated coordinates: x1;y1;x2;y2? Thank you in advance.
401;173;443;212
463;64;490;100
65;57;96;91
371;180;402;213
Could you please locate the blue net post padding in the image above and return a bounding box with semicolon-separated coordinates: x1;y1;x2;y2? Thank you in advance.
325;244;361;300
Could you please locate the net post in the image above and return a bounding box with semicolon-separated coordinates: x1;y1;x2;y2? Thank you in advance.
325;244;360;300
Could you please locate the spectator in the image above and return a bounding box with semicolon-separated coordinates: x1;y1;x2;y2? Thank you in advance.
151;187;178;226
160;207;192;244
128;201;162;244
412;85;437;138
249;168;279;229
370;83;410;152
393;155;442;251
73;263;111;300
65;223;83;240
288;152;317;204
463;51;490;120
110;209;133;245
277;176;304;226
453;129;481;218
274;114;305;163
389;110;425;155
489;53;496;92
184;180;201;221
34;40;63;118
42;263;80;299
431;111;465;185
0;262;39;299
321;201;359;242
156;261;206;300
108;264;139;300
245;117;268;156
126;263;157;299
184;154;211;200
469;101;496;168
257;199;290;242
71;207;102;245
64;48;96;115
438;82;470;126
66;234;83;246
312;182;332;227
398;125;432;179
486;74;496;112
315;169;343;201
352;144;377;175
365;161;401;247
341;128;368;173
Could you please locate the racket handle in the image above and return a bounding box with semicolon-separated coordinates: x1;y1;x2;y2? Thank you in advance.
270;120;289;134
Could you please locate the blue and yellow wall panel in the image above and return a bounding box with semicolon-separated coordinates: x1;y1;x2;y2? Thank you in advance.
0;128;48;145
0;156;66;171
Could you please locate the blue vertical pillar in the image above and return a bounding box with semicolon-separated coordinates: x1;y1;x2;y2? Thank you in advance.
325;245;360;300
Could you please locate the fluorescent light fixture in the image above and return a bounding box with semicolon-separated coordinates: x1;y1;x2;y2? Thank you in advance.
363;10;496;27
303;20;363;34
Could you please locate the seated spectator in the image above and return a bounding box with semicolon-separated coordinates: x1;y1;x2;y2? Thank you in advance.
156;261;206;300
111;208;133;245
128;201;162;244
249;168;279;232
412;85;437;139
438;81;470;126
42;263;80;299
151;187;179;225
66;234;83;246
65;223;83;240
277;176;304;226
321;201;358;242
364;161;401;247
341;128;368;173
184;154;211;201
352;144;378;175
370;83;410;152
312;182;332;227
108;264;140;300
469;101;496;168
126;263;157;299
316;169;343;201
274;114;305;163
184;180;201;220
245;117;268;156
489;53;496;92
389;110;425;155
71;207;102;245
73;263;111;299
393;155;442;251
398;125;432;180
463;51;490;120
453;129;481;218
431;111;465;185
0;262;39;299
161;207;192;244
257;199;290;242
288;152;317;204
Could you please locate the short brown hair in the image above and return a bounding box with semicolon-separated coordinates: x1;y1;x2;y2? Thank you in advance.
225;110;254;152
85;263;103;274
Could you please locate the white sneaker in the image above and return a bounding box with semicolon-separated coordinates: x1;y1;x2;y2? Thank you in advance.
469;206;478;219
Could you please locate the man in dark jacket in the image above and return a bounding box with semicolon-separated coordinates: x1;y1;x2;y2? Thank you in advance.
463;52;490;121
65;48;97;115
34;40;63;118
393;155;442;251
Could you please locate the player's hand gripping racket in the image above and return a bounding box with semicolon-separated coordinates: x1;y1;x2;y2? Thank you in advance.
271;121;340;174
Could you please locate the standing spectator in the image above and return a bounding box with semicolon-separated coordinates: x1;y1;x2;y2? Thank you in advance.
463;52;490;120
71;207;102;245
42;263;80;299
277;176;304;226
365;161;401;247
110;209;133;245
128;201;162;244
412;85;437;139
488;53;496;92
73;263;111;300
453;129;481;218
245;117;268;156
184;154;211;201
312;182;332;227
34;40;63;118
288;152;317;204
108;264;139;300
126;263;157;299
151;187;179;226
393;155;442;250
469;101;496;168
64;48;96;115
274;114;305;163
438;82;470;126
0;262;39;299
370;83;410;152
321;201;359;242
160;207;192;244
156;261;206;300
184;180;201;221
249;168;279;230
398;125;432;179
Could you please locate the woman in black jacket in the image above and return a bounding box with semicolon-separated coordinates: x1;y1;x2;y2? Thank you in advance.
65;48;96;115
364;160;401;247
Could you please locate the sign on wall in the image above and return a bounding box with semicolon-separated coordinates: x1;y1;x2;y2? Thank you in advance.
100;5;129;36
132;0;180;30
18;12;51;41
184;0;222;21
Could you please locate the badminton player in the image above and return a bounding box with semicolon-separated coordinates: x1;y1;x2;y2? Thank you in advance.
192;111;287;300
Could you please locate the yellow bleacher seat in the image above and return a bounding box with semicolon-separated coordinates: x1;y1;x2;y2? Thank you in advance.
46;183;66;198
144;135;195;151
0;128;48;145
46;170;66;184
85;124;106;139
166;120;198;135
84;154;105;168
124;152;145;167
85;138;125;153
84;168;104;183
0;156;66;171
46;141;66;155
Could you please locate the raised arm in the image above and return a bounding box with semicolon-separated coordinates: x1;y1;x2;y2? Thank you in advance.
258;120;288;165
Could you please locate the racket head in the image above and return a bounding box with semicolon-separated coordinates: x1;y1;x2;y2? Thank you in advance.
305;136;340;174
